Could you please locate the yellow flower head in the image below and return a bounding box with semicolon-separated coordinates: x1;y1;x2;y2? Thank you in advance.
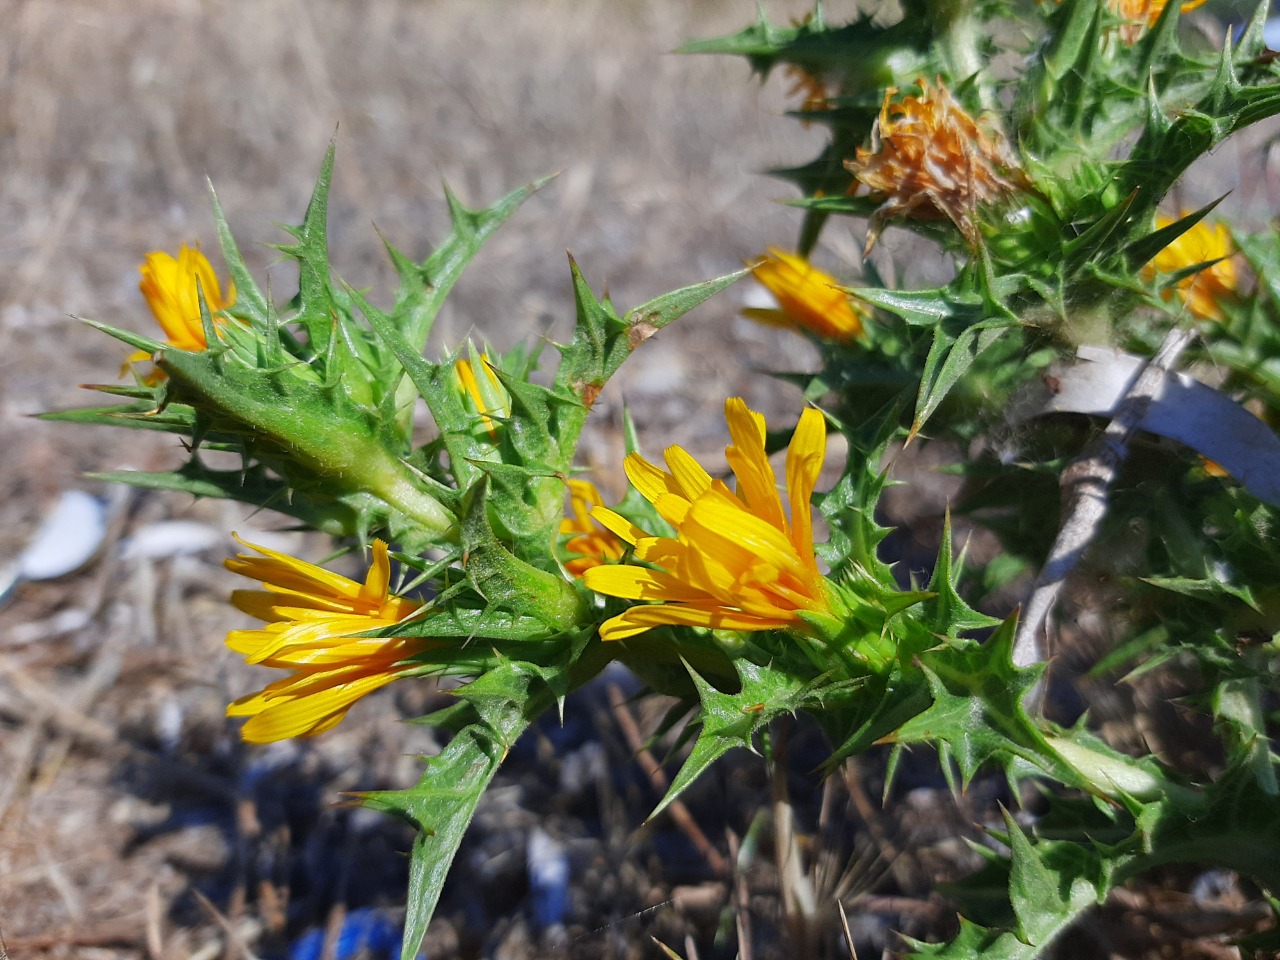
560;478;626;577
846;78;1025;249
1147;213;1238;322
224;535;429;743
1110;0;1207;44
583;399;831;640
140;245;235;350
746;248;865;342
453;351;510;442
126;245;236;379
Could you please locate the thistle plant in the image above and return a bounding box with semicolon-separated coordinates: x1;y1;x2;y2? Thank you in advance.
47;0;1280;954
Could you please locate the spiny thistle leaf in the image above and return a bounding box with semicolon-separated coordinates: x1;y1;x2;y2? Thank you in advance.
889;618;1071;791
846;285;975;327
41;400;194;436
553;257;743;408
1004;810;1107;948
1123;196;1225;270
272;142;343;362
652;658;811;820
209;188;273;330
78;317;165;356
87;463;364;536
458;474;585;632
922;511;1003;635
913;317;1016;439
385;176;554;355
363;662;553;960
815;449;895;582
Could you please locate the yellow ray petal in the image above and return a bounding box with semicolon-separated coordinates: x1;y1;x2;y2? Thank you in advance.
582;564;711;603
786;407;827;557
590;506;649;546
599;603;794;641
663;445;714;501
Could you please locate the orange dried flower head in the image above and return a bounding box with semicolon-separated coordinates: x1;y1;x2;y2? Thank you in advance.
1147;213;1238;321
560;479;626;577
746;249;864;342
846;78;1025;250
224;536;429;743
1111;0;1207;44
583;399;832;640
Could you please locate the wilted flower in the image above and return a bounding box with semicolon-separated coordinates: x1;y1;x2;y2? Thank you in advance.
560;478;626;577
746;248;865;342
126;245;236;377
583;399;831;640
1147;213;1238;321
453;351;510;442
846;78;1025;249
1110;0;1207;44
224;535;429;743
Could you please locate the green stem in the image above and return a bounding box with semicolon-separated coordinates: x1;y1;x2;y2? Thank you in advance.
1044;735;1202;806
371;467;457;539
1215;675;1279;796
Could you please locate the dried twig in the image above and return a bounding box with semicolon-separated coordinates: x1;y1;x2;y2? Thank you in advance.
726;828;753;960
1;923;143;951
1013;326;1196;670
606;683;728;876
770;721;818;949
193;889;263;960
146;881;165;960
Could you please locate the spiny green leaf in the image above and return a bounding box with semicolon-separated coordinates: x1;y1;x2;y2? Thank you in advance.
922;511;1003;635
387;175;554;354
912;318;1015;439
1123;196;1225;270
272;142;341;357
363;671;545;960
1003;809;1106;947
652;658;810;820
40;401;191;435
458;474;585;632
890;618;1070;791
79;317;165;355
846;285;972;327
209;183;272;328
553;258;743;407
87;462;361;534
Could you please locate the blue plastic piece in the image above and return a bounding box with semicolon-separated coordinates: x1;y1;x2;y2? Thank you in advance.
288;908;406;960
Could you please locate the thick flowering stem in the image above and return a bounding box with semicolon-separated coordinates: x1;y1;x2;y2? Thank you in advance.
1045;735;1203;807
158;348;456;540
372;468;458;540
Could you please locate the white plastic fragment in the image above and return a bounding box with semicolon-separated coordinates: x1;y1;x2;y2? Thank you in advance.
18;489;108;580
119;521;223;561
1021;345;1280;507
527;827;570;933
